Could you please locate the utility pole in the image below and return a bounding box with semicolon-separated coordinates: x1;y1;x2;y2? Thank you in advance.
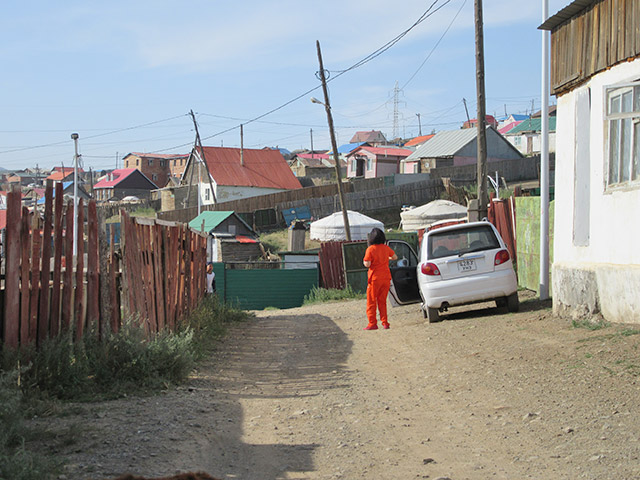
462;98;471;126
416;113;422;136
310;128;314;159
315;40;351;241
187;110;217;208
474;0;488;219
71;133;80;261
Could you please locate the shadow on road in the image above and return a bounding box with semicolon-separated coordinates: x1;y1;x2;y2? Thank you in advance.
190;312;353;480
433;291;552;323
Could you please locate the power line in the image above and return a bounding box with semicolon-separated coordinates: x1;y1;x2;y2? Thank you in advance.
401;0;467;90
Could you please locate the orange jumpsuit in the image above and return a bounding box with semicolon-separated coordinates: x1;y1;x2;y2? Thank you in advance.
363;244;396;328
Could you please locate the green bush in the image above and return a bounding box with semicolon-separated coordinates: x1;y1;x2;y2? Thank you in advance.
303;285;365;305
1;295;249;402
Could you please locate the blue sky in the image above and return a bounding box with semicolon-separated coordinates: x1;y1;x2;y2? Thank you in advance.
0;0;568;171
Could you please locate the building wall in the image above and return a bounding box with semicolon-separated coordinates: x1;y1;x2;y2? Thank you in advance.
209;184;289;203
552;59;640;324
506;132;557;156
375;158;400;178
124;154;170;188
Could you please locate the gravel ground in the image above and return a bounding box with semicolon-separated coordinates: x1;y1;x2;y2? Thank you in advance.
32;291;640;480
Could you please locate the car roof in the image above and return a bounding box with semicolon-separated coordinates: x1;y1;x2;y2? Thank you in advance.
425;220;495;236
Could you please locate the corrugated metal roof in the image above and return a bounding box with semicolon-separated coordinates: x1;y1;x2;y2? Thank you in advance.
199;147;302;190
188;211;234;232
93;168;138;188
539;0;599;30
334;142;365;154
348;146;413;157
405;128;479;161
504;117;557;134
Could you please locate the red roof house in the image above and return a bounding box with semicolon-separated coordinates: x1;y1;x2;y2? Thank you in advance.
345;146;413;179
182;146;302;203
404;134;435;148
93;168;158;202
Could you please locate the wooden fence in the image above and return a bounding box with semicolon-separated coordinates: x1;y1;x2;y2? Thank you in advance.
1;184;207;350
119;212;207;334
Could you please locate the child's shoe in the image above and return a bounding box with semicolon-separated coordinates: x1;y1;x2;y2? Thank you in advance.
364;324;378;330
382;322;390;329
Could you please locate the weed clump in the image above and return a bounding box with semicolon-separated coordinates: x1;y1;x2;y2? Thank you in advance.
303;285;365;305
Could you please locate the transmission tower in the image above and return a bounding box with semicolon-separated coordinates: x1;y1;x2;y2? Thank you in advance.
393;81;400;139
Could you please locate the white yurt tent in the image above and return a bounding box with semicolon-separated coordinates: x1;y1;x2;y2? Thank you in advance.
310;210;383;241
400;199;467;231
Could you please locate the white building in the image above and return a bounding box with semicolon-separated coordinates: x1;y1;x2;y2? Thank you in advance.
541;0;640;323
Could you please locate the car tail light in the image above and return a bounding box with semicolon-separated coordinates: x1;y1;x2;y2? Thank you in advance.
421;262;440;276
494;249;510;266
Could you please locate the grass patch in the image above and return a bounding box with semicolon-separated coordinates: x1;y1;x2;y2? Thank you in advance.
0;371;61;480
0;295;250;479
572;318;611;330
130;207;157;218
303;285;365;305
259;229;321;255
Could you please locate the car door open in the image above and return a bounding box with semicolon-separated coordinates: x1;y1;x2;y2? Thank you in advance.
387;240;421;306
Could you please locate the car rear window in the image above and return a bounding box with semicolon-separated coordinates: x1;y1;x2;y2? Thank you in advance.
427;225;500;259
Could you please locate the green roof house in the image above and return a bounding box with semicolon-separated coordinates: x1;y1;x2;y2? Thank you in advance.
503;117;557;156
188;211;261;263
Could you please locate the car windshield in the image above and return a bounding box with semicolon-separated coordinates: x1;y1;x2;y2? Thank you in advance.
427;225;500;259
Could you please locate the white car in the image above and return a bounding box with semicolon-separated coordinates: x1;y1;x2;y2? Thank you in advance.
388;221;519;323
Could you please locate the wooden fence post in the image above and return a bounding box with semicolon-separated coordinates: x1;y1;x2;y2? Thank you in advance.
28;213;41;346
38;182;53;346
3;189;22;349
74;199;85;340
19;207;31;346
61;201;74;332
50;182;64;337
86;201;100;335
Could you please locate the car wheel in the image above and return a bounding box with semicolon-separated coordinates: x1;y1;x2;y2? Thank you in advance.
427;307;440;323
421;306;428;319
507;292;520;313
495;297;507;309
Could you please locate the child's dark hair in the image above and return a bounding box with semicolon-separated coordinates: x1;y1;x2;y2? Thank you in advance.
367;227;386;246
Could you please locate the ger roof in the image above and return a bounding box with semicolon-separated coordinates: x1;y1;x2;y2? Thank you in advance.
504;117;557;134
405;128;480;161
197;147;301;190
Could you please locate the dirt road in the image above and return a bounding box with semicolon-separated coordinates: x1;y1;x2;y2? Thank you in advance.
41;292;640;480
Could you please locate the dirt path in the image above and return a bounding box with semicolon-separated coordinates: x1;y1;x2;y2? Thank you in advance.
39;292;640;480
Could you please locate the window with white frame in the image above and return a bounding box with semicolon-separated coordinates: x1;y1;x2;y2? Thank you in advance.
366;157;372;171
204;187;210;201
352;158;357;172
606;82;640;187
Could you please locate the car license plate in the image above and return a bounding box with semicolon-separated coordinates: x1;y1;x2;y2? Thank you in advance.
457;259;476;272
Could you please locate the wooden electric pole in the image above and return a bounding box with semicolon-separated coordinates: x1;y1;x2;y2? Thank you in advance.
315;40;351;241
474;0;488;219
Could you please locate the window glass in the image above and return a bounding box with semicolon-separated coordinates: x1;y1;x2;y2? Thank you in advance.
367;157;372;171
606;83;640;187
389;242;417;268
427;225;499;259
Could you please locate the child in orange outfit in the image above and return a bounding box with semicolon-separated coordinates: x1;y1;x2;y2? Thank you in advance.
363;228;397;330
